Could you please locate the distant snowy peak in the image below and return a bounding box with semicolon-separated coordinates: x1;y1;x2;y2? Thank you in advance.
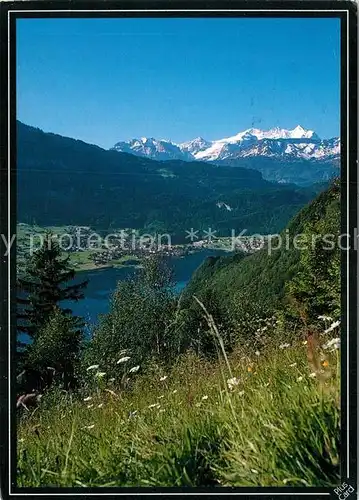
112;137;192;161
192;125;337;162
179;137;212;155
111;125;339;163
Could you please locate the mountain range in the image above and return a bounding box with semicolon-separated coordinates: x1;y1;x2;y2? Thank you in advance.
112;125;340;162
16;121;322;237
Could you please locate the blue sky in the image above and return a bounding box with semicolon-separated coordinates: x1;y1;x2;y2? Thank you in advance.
17;17;340;149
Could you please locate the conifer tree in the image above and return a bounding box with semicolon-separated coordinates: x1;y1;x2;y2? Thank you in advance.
17;232;88;341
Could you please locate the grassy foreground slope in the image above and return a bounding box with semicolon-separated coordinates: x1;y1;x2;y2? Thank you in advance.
18;337;340;488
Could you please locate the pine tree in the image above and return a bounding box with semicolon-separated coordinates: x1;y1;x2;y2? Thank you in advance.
17;232;88;341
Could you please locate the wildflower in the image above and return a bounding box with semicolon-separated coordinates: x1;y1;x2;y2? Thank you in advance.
251;469;259;474
97;403;103;408
87;364;99;371
83;396;92;402
87;404;93;408
238;391;245;396
105;389;117;397
309;372;316;378
129;365;140;373
159;409;165;413
318;315;333;322
202;395;209;400
247;366;253;372
255;350;260;356
227;377;240;390
83;424;95;430
148;403;161;409
289;363;297;368
302;340;308;345
95;371;106;378
324;320;340;334
323;337;340;351
322;360;329;368
297;376;303;382
172;390;178;394
159;376;167;381
117;356;130;364
279;343;290;349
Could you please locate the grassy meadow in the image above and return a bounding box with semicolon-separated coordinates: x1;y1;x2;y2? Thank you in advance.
17;323;340;488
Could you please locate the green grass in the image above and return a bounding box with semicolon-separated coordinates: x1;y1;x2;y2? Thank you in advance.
17;337;340;488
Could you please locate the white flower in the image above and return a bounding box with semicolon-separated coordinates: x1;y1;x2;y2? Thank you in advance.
117;356;130;364
159;408;165;413
318;315;333;321
83;424;95;430
129;365;140;373
105;389;117;397
83;396;92;402
323;337;340;351
297;376;303;382
159;376;167;381
251;469;259;474
87;404;93;408
202;395;208;400
238;391;245;396
87;364;99;371
172;390;178;394
97;403;103;408
148;403;161;409
227;377;240;390
309;372;316;378
95;371;106;378
255;350;260;356
324;320;340;334
279;343;290;349
289;363;297;368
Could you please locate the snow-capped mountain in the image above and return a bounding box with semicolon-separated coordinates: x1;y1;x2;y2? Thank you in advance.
180;137;212;155
111;126;340;164
112;137;192;162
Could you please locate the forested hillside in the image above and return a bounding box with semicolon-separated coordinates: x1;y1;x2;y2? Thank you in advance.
17;121;320;238
179;180;340;345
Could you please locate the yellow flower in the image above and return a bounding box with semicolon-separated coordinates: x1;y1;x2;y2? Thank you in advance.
247;366;253;372
322;360;329;368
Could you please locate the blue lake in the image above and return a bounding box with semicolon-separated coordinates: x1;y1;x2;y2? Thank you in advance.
66;249;229;328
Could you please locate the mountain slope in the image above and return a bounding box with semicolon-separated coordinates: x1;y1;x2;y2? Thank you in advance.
17;121;319;238
111;125;339;186
180;181;340;315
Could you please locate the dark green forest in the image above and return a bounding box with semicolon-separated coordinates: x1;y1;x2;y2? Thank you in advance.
17;121;322;238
